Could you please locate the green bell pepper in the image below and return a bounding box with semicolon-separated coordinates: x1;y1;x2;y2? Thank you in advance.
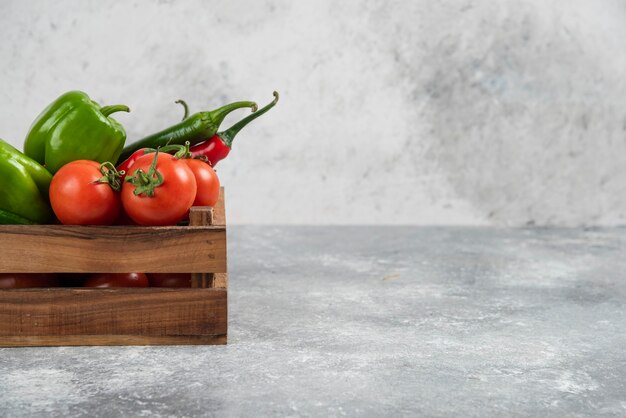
0;138;53;224
24;91;129;173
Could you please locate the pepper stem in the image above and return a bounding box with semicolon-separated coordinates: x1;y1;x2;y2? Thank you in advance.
219;91;279;147
159;141;191;159
209;100;258;128
175;100;190;120
100;104;130;117
175;141;192;159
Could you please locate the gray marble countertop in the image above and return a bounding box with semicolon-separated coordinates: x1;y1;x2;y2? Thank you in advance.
1;226;625;417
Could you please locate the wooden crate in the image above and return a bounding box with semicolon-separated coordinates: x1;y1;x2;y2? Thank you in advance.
0;189;228;347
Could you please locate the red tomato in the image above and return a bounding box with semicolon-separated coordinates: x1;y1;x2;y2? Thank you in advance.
0;273;60;288
84;273;148;288
183;159;220;207
121;153;196;226
50;160;120;225
148;273;191;288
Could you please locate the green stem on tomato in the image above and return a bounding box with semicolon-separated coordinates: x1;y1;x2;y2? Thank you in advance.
91;161;125;191
125;149;164;197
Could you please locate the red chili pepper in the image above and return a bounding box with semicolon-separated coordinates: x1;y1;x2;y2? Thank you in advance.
116;142;193;179
116;143;190;179
116;148;155;178
189;92;278;167
116;92;278;173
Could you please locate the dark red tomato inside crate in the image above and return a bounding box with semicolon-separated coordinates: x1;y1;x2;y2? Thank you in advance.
148;273;191;288
61;273;192;288
0;273;60;288
84;273;149;288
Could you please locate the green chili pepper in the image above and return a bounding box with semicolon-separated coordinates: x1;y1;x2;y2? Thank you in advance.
0;208;35;225
0;139;53;224
117;99;257;163
24;91;129;174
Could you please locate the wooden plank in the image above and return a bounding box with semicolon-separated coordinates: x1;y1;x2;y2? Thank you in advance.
213;187;226;226
189;206;214;226
191;273;209;288
0;334;226;347
188;272;228;288
190;206;214;288
0;288;227;343
0;225;226;273
189;194;227;289
213;272;228;288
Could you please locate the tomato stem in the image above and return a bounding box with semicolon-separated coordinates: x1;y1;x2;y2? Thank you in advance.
125;148;164;197
91;161;125;191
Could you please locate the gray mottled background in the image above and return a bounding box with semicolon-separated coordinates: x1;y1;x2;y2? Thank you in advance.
1;0;625;226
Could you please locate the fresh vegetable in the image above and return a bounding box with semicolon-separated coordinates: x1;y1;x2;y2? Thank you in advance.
49;160;123;225
116;148;154;178
117;99;258;163
0;273;60;288
24;91;129;173
0;138;53;224
117;142;220;208
122;151;197;225
189;92;278;166
184;158;220;207
148;273;191;288
115;92;277;173
0;208;35;225
84;272;148;288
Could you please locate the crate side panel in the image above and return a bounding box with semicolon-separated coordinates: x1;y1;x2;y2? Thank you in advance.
213;187;226;226
0;288;227;339
0;226;226;273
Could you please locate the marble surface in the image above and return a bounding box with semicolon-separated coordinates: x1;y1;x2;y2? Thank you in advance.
1;1;626;226
1;226;625;416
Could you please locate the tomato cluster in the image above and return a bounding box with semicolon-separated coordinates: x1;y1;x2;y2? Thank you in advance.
16;149;218;289
49;150;220;226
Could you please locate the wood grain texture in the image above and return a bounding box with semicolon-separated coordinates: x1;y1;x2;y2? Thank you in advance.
190;206;214;288
213;272;228;288
0;288;226;346
0;334;227;347
189;272;228;288
213;187;226;226
0;226;226;273
191;273;210;288
190;190;226;289
189;206;214;227
0;188;229;346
